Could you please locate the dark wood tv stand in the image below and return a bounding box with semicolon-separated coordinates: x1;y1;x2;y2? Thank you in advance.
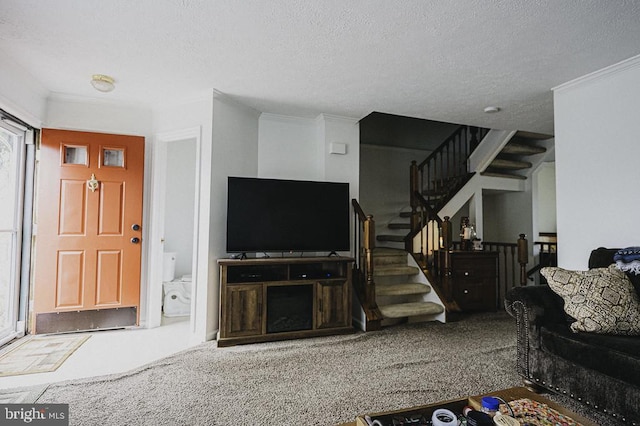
217;256;354;347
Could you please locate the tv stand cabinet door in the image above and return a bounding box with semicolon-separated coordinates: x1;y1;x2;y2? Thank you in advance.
316;279;350;329
222;284;264;338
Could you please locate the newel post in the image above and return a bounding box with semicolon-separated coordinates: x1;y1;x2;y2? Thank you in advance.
517;233;528;286
441;216;453;301
363;215;376;307
441;216;452;250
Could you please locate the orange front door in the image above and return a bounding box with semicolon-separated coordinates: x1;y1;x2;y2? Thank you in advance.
32;129;144;333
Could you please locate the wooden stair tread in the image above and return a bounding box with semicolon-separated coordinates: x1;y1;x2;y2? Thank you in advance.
373;247;406;255
379;302;444;318
501;143;547;155
387;223;411;229
514;130;553;140
372;247;407;266
376;234;405;243
376;283;431;296
373;265;420;277
399;211;429;218
489;158;532;170
481;171;527;180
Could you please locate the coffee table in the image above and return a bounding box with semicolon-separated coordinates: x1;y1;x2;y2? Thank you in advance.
341;387;598;426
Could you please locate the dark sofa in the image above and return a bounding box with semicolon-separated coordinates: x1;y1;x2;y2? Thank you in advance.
505;248;640;425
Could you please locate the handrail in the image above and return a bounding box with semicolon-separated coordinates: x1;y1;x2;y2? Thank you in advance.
417;125;488;169
413;126;488;220
403;191;443;256
351;198;367;222
414;191;443;226
351;199;382;330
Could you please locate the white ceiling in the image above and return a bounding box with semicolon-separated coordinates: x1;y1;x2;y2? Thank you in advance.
2;0;640;134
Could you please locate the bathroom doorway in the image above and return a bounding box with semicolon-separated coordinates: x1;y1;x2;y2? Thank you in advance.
148;128;201;333
161;138;196;320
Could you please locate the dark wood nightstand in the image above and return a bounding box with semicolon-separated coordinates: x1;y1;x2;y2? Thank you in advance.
435;250;499;311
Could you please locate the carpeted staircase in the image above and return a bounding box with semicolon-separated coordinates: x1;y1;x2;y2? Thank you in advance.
373;247;444;324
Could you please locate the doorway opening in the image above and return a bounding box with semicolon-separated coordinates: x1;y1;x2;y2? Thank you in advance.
147;127;202;339
160;138;197;324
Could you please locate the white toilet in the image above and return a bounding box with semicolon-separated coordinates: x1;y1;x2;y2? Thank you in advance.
162;252;192;317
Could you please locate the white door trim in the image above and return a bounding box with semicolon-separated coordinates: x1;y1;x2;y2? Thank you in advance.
147;127;202;337
0;121;27;343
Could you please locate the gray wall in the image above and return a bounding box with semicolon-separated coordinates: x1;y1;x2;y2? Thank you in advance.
359;144;430;234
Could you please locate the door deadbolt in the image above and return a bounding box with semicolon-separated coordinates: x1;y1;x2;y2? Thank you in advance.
131;224;141;231
131;237;140;244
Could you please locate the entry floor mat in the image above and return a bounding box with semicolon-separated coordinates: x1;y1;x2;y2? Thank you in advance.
0;334;90;377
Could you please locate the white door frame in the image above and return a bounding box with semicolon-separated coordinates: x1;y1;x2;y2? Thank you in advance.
147;127;202;335
0;121;27;346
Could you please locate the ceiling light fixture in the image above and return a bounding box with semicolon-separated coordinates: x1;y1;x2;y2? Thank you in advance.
90;74;115;92
483;106;500;113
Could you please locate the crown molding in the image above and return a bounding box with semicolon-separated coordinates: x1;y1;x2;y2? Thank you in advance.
259;112;317;124
317;113;360;124
212;89;261;117
552;53;640;92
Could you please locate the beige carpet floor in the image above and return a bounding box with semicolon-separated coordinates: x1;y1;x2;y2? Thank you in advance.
0;313;615;425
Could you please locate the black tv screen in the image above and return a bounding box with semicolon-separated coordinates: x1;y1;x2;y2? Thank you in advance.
226;177;350;253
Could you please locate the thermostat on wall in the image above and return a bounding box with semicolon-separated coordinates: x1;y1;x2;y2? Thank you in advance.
329;142;347;155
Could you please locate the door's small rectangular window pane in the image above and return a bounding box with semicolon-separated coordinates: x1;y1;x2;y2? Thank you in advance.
103;148;124;168
63;146;87;165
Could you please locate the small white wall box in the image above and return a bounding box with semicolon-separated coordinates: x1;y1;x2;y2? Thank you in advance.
329;143;347;155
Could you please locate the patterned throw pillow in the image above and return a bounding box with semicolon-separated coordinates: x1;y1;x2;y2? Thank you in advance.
541;265;640;335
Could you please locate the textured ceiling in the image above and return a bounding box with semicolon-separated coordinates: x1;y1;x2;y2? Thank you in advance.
2;1;640;134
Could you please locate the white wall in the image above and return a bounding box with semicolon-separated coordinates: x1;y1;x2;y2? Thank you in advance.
258;114;322;180
164;139;196;278
319;114;360;258
210;92;261;337
553;55;640;269
482;189;532;245
46;95;152;136
535;162;556;233
319;114;360;188
259;113;359;186
0;57;47;126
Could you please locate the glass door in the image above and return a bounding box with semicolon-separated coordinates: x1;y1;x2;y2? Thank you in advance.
0;121;26;345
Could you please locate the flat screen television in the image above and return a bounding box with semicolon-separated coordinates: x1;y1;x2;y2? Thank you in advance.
226;177;350;254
